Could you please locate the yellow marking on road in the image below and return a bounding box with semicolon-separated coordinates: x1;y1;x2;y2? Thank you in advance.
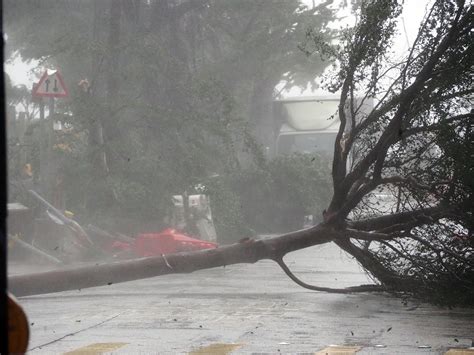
64;342;128;354
445;350;474;355
189;343;242;355
315;345;361;355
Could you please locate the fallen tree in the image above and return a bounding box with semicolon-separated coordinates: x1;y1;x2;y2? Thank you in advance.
9;0;474;305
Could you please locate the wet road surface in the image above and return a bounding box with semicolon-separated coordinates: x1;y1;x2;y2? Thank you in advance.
10;242;474;354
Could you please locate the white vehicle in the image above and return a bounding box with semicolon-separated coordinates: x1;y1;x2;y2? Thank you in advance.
273;96;373;157
273;96;374;226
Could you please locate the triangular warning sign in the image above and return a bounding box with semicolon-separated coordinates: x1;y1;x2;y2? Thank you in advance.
32;70;69;98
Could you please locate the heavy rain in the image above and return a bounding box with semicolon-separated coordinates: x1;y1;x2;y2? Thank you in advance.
2;0;473;353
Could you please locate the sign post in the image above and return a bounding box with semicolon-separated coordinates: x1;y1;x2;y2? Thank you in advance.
32;70;68;204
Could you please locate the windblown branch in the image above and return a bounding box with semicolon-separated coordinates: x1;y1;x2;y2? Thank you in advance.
380;176;432;191
275;257;383;293
327;1;470;220
402;113;474;138
345;228;394;241
349;205;451;231
335;239;419;291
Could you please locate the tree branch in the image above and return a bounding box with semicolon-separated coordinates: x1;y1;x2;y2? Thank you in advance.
334;239;419;291
402;113;474;138
345;228;394;241
332;1;469;210
349;205;448;231
275;257;384;294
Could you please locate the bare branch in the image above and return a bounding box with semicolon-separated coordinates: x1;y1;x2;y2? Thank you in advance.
380;176;432;191
345;228;394;241
335;239;419;291
349;205;449;231
275;258;384;294
334;2;469;204
402;113;474;138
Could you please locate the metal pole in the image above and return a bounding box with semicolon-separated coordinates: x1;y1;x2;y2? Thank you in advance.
39;97;55;200
38;99;46;195
48;97;55;202
49;97;55;119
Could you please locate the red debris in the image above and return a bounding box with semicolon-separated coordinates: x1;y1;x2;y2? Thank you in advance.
110;228;217;257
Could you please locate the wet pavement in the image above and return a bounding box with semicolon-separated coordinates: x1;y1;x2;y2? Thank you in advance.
10;242;474;354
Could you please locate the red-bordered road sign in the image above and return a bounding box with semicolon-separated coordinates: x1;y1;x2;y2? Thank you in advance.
32;70;69;98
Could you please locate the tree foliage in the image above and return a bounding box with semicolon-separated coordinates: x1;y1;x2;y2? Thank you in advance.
207;153;332;242
4;0;335;232
301;0;473;305
7;0;474;306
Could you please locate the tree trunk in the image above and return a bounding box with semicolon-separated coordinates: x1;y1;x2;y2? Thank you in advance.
102;0;122;171
9;225;353;296
90;0;109;176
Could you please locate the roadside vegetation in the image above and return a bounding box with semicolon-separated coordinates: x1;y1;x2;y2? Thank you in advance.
6;0;473;306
